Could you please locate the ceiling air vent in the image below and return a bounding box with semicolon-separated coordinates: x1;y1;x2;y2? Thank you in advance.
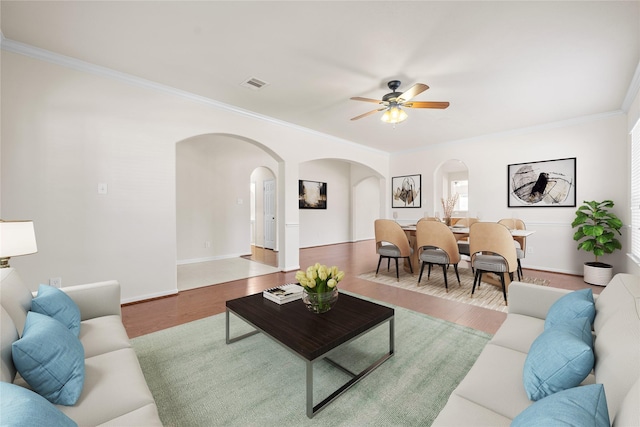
240;77;269;90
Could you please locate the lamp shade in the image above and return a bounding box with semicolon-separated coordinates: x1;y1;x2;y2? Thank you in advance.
0;221;38;259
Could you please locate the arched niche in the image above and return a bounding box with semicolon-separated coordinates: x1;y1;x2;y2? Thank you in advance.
433;159;469;218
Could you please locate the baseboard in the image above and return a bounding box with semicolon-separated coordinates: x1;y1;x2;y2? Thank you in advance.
177;253;251;265
121;288;178;305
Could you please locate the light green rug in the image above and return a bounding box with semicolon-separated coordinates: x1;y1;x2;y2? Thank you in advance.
131;298;491;426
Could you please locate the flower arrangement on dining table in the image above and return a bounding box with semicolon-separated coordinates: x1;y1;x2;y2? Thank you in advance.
441;193;460;225
295;263;345;293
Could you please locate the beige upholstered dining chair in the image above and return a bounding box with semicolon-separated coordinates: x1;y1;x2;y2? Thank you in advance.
416;220;461;292
498;218;526;279
374;219;413;281
469;222;519;305
453;217;478;256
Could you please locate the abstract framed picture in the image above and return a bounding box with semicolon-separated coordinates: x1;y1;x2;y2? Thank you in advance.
508;157;576;207
392;174;421;208
299;180;327;209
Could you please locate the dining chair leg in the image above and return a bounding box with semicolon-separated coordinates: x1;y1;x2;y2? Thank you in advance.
387;258;391;271
418;262;426;284
453;264;461;285
407;257;413;274
517;259;522;280
472;270;482;296
427;263;432;279
441;264;449;292
375;256;383;276
395;258;399;281
500;273;508;306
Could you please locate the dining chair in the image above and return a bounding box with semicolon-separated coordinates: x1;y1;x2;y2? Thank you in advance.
416;220;461;291
453;217;478;256
374;219;413;281
498;218;526;279
469;222;519;305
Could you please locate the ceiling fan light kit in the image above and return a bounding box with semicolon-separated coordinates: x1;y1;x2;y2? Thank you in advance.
351;80;449;124
380;104;408;124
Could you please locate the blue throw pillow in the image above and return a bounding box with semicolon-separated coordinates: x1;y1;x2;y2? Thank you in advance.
512;384;609;427
545;288;595;330
523;317;594;401
11;312;85;405
31;284;81;337
0;382;77;427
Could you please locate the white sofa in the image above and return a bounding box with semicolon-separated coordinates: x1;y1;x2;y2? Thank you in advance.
1;268;162;426
433;273;640;426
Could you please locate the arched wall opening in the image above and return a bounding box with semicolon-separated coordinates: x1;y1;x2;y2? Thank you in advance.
176;133;282;270
433;159;469;220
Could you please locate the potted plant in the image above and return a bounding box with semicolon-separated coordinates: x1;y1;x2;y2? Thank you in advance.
571;200;623;286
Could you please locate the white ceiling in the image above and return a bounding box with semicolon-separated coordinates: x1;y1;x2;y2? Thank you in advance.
2;1;639;154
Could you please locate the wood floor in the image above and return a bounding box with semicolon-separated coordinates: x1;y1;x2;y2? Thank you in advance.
122;240;597;338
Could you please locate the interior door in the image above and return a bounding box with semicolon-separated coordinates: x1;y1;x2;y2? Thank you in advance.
263;179;276;250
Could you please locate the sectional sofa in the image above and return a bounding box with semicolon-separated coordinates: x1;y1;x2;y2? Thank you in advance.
433;273;640;426
1;268;162;426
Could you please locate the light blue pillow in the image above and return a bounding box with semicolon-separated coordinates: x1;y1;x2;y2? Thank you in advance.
0;382;77;427
545;288;595;330
523;317;594;401
31;284;81;337
11;312;85;405
512;384;609;427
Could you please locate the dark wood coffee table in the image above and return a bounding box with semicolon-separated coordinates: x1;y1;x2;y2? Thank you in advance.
226;292;394;418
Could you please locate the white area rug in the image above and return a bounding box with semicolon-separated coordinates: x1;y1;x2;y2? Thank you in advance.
178;258;279;291
358;265;549;313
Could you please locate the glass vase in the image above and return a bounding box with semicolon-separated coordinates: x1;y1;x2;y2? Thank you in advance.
302;287;339;314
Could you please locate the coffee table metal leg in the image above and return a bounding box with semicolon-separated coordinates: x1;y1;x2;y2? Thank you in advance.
306;316;395;418
225;308;260;344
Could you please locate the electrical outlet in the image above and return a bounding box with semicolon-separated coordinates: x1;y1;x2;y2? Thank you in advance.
527;246;534;254
204;241;211;248
49;277;62;288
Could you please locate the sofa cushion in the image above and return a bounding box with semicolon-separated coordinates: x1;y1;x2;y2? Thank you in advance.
1;307;19;383
31;284;81;337
0;268;33;336
489;313;544;354
0;382;78;427
80;315;132;358
450;343;532;420
12;311;85;405
512;384;609;427
544;288;595;330
57;348;157;426
523;317;594;401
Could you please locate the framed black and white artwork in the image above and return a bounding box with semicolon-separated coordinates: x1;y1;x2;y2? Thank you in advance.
299;180;327;209
392;174;421;208
508;157;576;207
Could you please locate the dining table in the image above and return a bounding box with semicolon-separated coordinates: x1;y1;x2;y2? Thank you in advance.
400;224;535;288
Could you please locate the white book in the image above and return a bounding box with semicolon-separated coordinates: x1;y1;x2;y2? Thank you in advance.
263;283;304;304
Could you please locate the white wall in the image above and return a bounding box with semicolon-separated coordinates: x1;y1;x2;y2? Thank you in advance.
176;134;278;263
299;159;351;247
1;50;389;301
391;114;629;275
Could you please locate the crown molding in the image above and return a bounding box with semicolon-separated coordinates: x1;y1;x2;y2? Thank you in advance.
0;35;389;157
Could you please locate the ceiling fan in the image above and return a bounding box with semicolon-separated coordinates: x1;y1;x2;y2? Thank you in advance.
350;80;449;124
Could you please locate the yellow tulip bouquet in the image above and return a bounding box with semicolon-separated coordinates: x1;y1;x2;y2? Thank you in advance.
295;263;345;294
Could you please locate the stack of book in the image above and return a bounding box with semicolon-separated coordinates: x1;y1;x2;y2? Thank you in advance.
263;283;304;304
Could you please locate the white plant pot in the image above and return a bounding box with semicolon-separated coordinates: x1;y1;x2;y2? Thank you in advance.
583;262;613;286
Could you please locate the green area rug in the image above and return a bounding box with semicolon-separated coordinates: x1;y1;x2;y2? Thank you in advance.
131;298;491;426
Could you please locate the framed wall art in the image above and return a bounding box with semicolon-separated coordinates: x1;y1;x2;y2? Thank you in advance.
299;180;327;209
392;174;421;208
508;157;576;207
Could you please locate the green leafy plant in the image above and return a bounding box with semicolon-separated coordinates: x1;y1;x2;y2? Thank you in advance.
571;200;623;263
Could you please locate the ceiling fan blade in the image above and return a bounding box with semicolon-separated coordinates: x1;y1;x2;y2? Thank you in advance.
397;83;429;102
350;108;386;121
350;96;386;104
403;101;450;109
